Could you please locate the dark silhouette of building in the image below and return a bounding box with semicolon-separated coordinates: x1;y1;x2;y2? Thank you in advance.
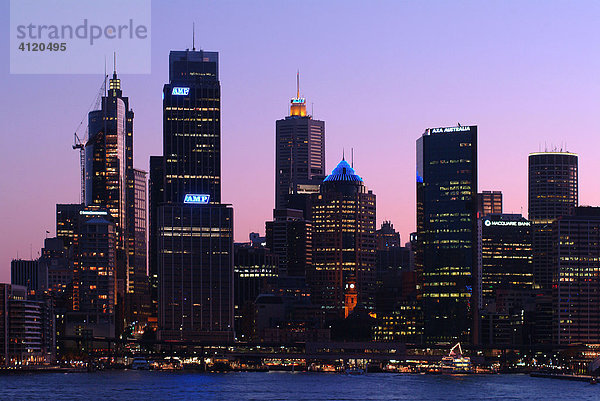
233;241;278;340
152;49;234;342
478;191;502;217
416;125;478;344
266;209;312;278
11;259;47;297
275;74;325;210
56;204;83;249
309;159;376;319
148;155;163;326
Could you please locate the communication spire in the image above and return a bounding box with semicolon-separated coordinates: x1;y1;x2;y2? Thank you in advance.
192;22;196;51
296;69;300;99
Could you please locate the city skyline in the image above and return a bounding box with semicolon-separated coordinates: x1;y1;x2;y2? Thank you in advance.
3;1;600;282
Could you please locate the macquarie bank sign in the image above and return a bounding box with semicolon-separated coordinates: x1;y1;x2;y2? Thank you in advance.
484;219;531;227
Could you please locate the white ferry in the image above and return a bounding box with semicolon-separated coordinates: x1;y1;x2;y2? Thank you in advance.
440;343;472;374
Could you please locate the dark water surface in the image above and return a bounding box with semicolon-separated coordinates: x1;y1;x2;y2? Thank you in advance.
0;371;597;400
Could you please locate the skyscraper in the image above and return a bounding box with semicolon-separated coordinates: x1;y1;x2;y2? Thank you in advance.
265;208;312;278
84;67;145;330
152;49;234;342
275;75;325;210
309;159;376;319
416;125;478;344
528;152;578;290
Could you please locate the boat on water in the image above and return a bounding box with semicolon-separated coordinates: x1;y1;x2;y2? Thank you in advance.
440;343;472;374
345;367;365;375
131;357;150;370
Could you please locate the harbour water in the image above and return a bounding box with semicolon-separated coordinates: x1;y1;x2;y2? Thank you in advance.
0;372;598;400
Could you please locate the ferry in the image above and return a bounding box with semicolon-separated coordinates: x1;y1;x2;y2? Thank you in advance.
440;343;472;374
131;357;150;370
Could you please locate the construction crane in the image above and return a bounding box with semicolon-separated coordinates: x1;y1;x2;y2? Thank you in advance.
72;75;108;204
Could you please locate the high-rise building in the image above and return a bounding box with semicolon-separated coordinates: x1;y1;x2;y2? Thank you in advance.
233;242;278;340
416;125;478;344
528;151;577;344
275;75;325;210
56;204;83;249
376;221;401;250
553;207;600;345
309;159;376;319
478;191;502;217
265;209;312;278
478;214;533;306
67;208;116;338
148;155;164;325
152;49;234;342
125;168;149;325
528;151;578;290
85;68;139;331
39;237;73;294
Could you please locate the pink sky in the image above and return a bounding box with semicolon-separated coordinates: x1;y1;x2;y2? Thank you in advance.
2;1;600;282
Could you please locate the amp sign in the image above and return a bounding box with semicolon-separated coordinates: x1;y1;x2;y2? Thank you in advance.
184;194;210;204
172;87;190;96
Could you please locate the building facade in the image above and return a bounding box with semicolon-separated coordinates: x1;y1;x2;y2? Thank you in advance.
553;207;600;345
416;125;478;344
265;209;312;278
309;159;376;319
478;191;502;217
275;78;325;210
153;50;234;342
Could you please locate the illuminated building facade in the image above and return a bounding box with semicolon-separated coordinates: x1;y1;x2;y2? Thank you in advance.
56;203;83;249
153;50;234;342
275;75;325;210
67;209;116;338
309;159;376;319
528;151;577;343
528;152;578;290
553;207;600;345
477;191;502;217
478;214;533;306
416;125;478;344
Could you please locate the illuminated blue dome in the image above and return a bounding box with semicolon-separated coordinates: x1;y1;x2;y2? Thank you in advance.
323;159;363;183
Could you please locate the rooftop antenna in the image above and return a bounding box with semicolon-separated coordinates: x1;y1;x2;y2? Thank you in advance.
104;56;107;96
311;102;314;117
192;22;196;51
351;148;354;168
296;69;300;99
113;51;116;74
342;148;345;161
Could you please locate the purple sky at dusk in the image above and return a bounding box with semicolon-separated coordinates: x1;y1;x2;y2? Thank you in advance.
2;0;600;282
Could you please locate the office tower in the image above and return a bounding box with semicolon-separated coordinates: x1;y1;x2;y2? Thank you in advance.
154;50;234;342
275;75;325;210
39;238;73;294
84;68;136;331
528;151;577;344
477;191;502;217
478;214;533;305
233;242;278;340
11;259;47;296
553;207;600;345
309;159;376;319
56;204;83;249
148;155;163;325
416;125;478;344
67;209;116;338
528;151;578;289
265;209;312;278
125;168;150;325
